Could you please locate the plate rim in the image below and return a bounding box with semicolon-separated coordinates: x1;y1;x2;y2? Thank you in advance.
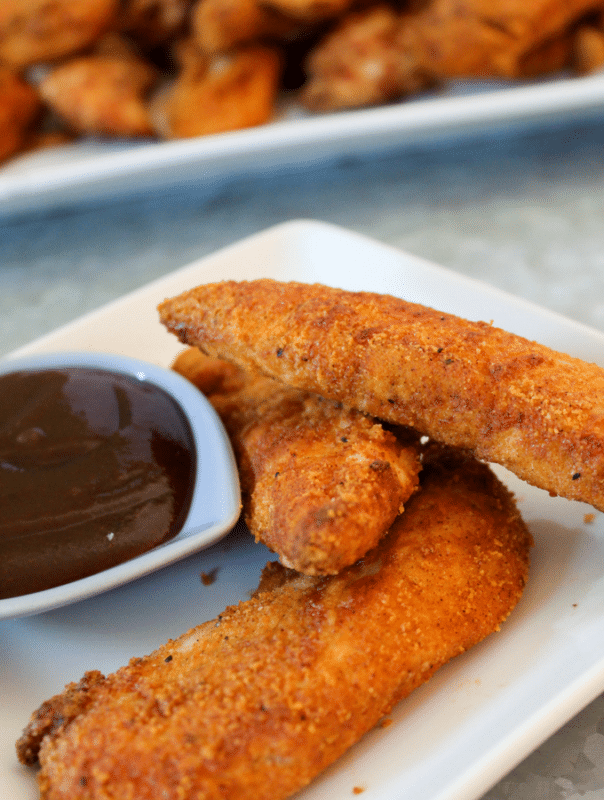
2;70;604;217
4;219;604;800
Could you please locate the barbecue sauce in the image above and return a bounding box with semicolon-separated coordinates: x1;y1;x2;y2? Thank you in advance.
0;367;196;599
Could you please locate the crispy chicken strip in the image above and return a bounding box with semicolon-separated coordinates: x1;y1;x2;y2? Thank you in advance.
16;447;531;800
173;347;421;574
159;279;604;511
260;0;355;25
191;0;302;54
38;53;158;137
0;0;118;69
302;5;434;112
159;44;282;138
573;19;604;74
398;0;602;79
302;0;594;112
514;31;574;78
0;67;41;163
118;0;193;48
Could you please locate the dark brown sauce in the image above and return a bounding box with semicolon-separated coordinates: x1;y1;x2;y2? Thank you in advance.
0;367;196;599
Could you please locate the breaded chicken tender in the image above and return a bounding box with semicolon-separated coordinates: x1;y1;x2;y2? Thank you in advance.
119;0;193;48
302;5;433;112
173;348;421;574
0;67;40;163
302;0;597;110
16;447;531;800
159;278;604;512
261;0;355;24
191;0;302;54
514;32;574;78
160;44;282;138
573;20;604;74
39;53;158;136
398;0;603;78
0;0;118;69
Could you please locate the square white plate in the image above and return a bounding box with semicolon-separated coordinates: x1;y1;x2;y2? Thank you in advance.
3;219;604;800
2;70;604;218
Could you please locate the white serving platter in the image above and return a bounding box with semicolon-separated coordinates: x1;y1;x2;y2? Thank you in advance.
3;219;604;800
2;70;604;218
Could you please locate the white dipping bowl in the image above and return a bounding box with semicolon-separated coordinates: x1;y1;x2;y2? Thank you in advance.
0;351;241;620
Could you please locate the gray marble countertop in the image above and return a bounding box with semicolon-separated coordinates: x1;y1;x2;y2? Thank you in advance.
3;112;604;800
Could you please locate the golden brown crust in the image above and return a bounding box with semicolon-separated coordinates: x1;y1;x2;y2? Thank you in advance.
514;32;573;78
191;0;302;54
161;44;282;138
118;0;193;48
573;23;604;74
0;0;601;164
38;54;157;136
159;278;604;511
399;0;602;78
17;448;531;800
0;67;41;163
0;0;119;69
301;5;434;112
173;348;421;574
172;345;246;394
16;671;106;767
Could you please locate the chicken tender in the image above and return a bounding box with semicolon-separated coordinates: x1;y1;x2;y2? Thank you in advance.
191;0;302;54
302;0;596;111
159;278;604;512
0;0;118;69
119;0;193;48
514;32;574;78
573;21;604;74
16;447;531;800
38;54;158;137
0;67;40;163
261;0;355;25
160;44;282;138
398;0;602;79
302;5;433;112
173;348;421;574
173;345;245;394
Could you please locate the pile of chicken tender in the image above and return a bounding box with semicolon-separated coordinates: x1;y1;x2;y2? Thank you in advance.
2;0;604;165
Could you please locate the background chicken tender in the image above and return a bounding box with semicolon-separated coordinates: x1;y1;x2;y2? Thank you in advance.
302;5;433;111
119;0;194;48
573;17;604;73
191;0;303;54
173;347;421;574
1;0;604;160
162;44;283;138
0;67;40;162
39;53;158;137
397;0;604;79
0;0;118;68
16;447;531;800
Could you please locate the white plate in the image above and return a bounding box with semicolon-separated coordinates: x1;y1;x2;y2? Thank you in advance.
4;219;604;800
2;70;604;218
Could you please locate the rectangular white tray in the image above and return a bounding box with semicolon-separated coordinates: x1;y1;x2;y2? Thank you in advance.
2;71;604;218
3;220;604;800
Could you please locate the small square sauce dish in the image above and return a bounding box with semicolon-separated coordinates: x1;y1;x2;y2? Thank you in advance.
0;350;241;620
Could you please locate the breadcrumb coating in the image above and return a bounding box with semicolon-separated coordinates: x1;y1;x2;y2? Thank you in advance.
159;278;604;511
17;447;531;800
0;0;118;68
0;67;40;162
173;348;421;574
